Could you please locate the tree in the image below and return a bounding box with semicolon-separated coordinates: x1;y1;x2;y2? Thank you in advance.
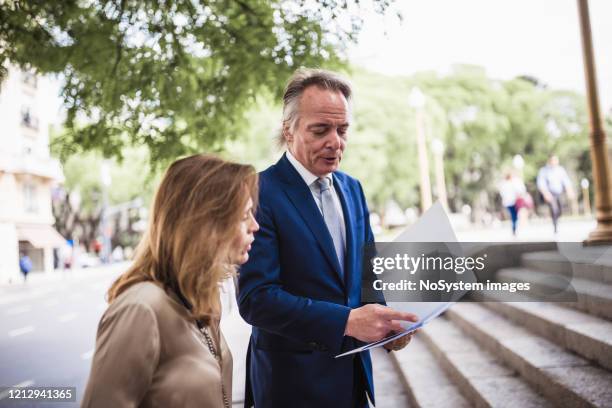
1;0;396;164
51;146;158;250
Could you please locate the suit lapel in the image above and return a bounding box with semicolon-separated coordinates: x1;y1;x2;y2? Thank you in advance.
276;154;344;284
333;174;356;290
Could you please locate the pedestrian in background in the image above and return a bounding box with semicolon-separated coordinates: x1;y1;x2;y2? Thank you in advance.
82;154;259;408
499;171;527;236
60;241;73;275
19;252;32;282
537;154;575;233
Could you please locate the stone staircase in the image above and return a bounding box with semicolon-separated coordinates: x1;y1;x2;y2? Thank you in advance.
390;246;612;408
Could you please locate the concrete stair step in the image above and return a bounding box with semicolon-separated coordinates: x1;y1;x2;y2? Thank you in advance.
391;335;470;408
477;295;612;371
370;347;414;408
447;303;612;408
497;267;612;320
521;249;612;284
419;318;552;407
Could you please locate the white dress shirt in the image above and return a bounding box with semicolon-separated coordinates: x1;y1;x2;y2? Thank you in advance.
498;176;526;207
537;165;571;195
285;150;347;250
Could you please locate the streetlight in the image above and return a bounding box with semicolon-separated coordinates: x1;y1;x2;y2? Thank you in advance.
100;160;112;263
512;154;524;169
409;87;432;212
546;119;562;139
68;189;81;211
431;138;448;212
512;154;525;180
68;190;81;240
581;178;591;216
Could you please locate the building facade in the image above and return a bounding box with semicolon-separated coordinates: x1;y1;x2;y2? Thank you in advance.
0;65;65;283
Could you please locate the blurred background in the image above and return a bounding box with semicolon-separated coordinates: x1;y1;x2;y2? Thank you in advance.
1;0;611;406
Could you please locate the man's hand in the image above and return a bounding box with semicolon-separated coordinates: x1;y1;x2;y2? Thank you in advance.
344;304;418;343
542;191;553;203
383;329;418;352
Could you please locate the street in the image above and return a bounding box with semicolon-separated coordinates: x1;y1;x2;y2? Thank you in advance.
0;263;408;407
0;265;124;407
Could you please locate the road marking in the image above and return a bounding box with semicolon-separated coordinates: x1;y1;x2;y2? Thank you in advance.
81;349;94;360
0;380;35;400
0;287;56;306
5;305;31;315
58;313;78;323
90;282;109;291
8;326;35;337
44;299;60;307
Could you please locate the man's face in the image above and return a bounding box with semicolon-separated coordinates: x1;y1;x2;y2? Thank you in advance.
285;86;350;177
549;155;559;166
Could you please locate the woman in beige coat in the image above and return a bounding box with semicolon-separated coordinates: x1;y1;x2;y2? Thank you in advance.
82;154;259;408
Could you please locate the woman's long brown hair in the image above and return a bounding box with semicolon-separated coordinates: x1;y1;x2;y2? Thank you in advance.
107;154;258;324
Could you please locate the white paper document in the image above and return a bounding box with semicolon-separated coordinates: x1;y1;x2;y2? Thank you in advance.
335;202;466;358
334;301;453;358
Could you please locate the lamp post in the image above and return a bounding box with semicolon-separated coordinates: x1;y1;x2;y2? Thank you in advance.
546;119;561;139
409;87;432;212
512;154;525;180
68;189;81;250
100;160;112;262
581;178;591;216
577;0;612;244
431;138;449;212
68;189;81;212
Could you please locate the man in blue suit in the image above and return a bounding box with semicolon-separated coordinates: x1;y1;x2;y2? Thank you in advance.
238;68;417;408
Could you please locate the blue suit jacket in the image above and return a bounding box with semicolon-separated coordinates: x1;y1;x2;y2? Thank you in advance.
238;154;377;408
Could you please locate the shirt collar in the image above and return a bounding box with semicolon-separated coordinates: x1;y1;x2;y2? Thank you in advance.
286;150;333;187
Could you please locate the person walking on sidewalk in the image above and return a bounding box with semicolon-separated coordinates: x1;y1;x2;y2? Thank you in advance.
499;172;527;236
19;252;32;282
537;154;575;234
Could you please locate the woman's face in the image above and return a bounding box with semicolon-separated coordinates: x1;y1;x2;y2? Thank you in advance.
231;197;259;265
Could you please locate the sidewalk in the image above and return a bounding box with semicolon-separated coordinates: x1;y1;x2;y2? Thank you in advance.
381;216;597;242
0;262;129;290
455;217;597;242
0;263;127;308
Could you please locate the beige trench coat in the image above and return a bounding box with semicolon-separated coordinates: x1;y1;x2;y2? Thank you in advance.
82;281;232;408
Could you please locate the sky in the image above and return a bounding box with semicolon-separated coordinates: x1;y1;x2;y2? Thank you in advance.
348;0;612;112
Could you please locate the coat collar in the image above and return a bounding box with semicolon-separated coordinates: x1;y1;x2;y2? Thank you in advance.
276;153;348;285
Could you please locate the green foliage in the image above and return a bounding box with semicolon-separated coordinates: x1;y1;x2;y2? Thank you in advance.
342;69;419;210
1;0;394;165
60;147;158;215
396;67;593;213
219;93;282;171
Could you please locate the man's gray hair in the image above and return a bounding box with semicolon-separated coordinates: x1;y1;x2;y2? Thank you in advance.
276;68;353;148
